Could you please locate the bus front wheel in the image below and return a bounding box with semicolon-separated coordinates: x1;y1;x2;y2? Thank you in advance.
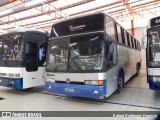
116;73;124;94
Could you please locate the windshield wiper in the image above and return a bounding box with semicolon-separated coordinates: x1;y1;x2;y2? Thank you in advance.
69;61;83;71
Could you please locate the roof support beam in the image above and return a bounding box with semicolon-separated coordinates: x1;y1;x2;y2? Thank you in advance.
0;0;17;7
122;0;134;14
20;0;68;19
110;0;160;16
0;0;94;26
2;1;121;30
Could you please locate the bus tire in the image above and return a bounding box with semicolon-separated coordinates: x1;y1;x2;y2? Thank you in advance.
115;72;124;94
136;64;140;76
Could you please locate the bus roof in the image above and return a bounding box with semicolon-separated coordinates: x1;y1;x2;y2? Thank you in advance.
52;12;106;25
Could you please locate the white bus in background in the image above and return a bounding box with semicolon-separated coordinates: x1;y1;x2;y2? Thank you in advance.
46;13;141;99
0;29;48;89
142;16;160;90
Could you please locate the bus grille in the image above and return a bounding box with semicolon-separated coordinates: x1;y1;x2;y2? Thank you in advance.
55;81;84;85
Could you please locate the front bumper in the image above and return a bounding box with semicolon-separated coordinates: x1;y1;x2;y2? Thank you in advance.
0;77;23;89
45;81;106;99
149;81;160;90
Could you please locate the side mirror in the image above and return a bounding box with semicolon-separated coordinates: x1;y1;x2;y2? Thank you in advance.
141;29;147;49
25;43;30;54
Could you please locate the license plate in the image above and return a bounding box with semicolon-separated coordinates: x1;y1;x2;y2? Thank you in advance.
65;88;74;93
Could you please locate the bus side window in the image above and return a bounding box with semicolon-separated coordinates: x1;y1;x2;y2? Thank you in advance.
39;42;47;66
127;33;130;47
121;28;125;45
105;18;115;41
135;39;137;49
113;43;118;64
107;41;117;67
130;35;133;48
0;41;2;61
116;24;122;43
132;37;135;49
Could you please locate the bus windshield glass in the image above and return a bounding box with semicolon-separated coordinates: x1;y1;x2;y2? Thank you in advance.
47;33;104;72
148;28;160;67
1;33;24;67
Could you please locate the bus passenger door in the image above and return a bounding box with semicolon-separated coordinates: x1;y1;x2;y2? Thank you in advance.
106;40;118;95
25;42;38;72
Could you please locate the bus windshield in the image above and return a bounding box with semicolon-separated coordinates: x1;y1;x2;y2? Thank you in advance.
148;28;160;67
47;33;104;72
1;33;24;67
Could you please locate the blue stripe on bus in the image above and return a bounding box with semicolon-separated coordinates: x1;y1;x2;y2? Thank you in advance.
149;81;160;90
0;78;23;89
45;80;107;99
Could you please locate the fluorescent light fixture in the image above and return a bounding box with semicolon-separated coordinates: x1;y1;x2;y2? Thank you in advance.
14;35;19;40
25;0;46;7
0;29;3;32
51;46;57;49
73;51;79;55
0;10;13;16
69;43;77;46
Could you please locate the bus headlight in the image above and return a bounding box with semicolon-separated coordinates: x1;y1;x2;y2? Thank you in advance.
153;77;160;82
84;80;104;85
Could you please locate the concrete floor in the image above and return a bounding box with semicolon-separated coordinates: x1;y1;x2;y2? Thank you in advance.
0;70;160;120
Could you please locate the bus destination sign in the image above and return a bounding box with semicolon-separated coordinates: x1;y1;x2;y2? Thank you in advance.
150;16;160;27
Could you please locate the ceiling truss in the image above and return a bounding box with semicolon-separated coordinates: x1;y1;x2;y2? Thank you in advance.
0;0;159;33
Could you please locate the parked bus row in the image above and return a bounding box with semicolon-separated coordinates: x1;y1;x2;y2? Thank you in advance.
0;12;143;99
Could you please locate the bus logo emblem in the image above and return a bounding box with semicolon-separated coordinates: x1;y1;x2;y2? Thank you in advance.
69;25;86;31
66;78;71;84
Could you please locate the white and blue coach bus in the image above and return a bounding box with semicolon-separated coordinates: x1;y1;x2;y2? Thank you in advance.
0;29;47;89
142;16;160;90
46;13;141;99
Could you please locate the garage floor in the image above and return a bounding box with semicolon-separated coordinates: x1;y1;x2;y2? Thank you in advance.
0;70;159;120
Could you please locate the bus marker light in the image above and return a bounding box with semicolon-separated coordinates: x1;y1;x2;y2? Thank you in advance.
98;80;104;85
66;78;71;84
32;77;35;79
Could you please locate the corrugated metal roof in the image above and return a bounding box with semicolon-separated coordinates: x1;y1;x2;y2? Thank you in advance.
0;0;159;33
